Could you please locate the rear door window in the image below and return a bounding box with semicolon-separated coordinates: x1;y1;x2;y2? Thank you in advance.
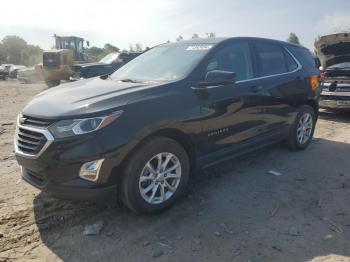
206;43;253;81
255;43;288;76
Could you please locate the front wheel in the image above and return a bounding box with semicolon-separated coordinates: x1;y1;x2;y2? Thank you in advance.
287;105;316;150
120;137;190;214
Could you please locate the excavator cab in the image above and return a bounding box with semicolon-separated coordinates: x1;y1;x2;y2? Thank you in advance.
54;35;88;62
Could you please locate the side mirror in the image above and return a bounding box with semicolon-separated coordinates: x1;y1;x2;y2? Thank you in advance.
198;70;236;87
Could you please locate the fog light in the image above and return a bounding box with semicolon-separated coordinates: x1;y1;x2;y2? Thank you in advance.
79;159;104;182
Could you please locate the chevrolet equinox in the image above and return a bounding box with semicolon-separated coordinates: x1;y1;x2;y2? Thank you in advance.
15;37;320;214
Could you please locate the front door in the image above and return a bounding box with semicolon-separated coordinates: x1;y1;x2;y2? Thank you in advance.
196;41;267;163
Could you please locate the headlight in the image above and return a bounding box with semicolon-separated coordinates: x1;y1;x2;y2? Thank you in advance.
49;110;123;138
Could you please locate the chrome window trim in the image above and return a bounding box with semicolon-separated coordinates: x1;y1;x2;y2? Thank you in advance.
14;124;54;159
235;47;303;84
191;46;303;89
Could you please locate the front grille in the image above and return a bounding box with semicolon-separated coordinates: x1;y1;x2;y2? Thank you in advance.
20;115;52;128
16;127;47;155
321;95;350;101
43;53;60;69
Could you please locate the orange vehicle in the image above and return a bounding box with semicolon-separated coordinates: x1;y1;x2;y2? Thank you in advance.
35;35;89;87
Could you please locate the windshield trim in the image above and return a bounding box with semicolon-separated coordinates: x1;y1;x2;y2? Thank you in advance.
111;43;215;82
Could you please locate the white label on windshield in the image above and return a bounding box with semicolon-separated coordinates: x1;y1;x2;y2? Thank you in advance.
186;45;213;51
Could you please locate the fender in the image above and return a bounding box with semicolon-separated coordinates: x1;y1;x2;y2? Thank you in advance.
99;120;200;183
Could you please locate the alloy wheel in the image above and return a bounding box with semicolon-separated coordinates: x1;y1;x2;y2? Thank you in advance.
139;152;182;204
296;112;313;144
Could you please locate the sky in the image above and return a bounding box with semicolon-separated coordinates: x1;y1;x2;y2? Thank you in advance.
0;0;349;51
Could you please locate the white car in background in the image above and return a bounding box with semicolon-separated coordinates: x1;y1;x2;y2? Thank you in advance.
17;67;42;83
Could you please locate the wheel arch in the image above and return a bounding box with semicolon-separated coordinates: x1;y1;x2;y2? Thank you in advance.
306;99;319;119
109;128;197;183
147;128;196;171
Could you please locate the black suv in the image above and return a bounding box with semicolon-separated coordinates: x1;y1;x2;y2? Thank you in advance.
15;37;320;214
70;52;141;81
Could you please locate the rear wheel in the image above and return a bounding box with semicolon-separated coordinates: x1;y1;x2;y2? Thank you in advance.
45;80;60;88
120;137;190;214
287;105;316;150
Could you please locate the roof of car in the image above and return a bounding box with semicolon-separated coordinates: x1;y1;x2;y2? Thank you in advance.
165;36;307;49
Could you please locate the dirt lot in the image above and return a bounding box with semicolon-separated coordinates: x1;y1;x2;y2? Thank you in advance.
0;79;349;262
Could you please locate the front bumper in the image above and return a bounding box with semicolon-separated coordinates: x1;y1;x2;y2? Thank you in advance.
14;121;127;203
319;90;350;109
319;99;350;109
21;167;117;202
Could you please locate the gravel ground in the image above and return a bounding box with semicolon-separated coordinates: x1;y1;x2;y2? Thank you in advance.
0;79;349;262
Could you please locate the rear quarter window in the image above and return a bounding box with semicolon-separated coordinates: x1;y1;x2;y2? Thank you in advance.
255;43;288;76
288;46;316;69
284;49;299;71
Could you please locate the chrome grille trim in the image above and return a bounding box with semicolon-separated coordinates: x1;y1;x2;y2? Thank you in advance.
14;124;54;159
19;115;53;128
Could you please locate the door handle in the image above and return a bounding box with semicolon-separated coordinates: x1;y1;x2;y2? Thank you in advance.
250;86;263;93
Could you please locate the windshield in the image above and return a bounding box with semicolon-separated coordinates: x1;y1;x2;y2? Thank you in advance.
328;62;350;69
99;52;120;64
111;43;213;81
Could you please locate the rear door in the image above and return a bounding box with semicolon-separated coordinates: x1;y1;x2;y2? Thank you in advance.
196;41;267;162
253;42;305;135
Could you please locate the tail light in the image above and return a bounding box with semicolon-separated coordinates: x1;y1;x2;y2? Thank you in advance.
310;75;319;91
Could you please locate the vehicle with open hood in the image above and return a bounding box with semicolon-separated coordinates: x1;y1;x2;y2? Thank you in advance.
315;32;350;109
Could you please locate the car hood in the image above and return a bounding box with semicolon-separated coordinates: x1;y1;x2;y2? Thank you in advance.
315;33;350;68
22;77;165;119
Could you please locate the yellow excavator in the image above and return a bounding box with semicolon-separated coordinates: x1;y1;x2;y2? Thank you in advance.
35;35;89;87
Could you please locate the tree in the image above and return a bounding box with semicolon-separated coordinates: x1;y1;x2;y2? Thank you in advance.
176;35;184;42
206;32;216;38
287;33;301;45
192;33;199;39
134;43;143;52
0;35;42;66
86;46;104;61
1;36;27;64
86;43;121;61
0;44;7;64
104;43;120;53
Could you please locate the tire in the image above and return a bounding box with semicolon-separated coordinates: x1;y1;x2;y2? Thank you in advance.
45;80;60;88
120;137;190;214
287;105;316;150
